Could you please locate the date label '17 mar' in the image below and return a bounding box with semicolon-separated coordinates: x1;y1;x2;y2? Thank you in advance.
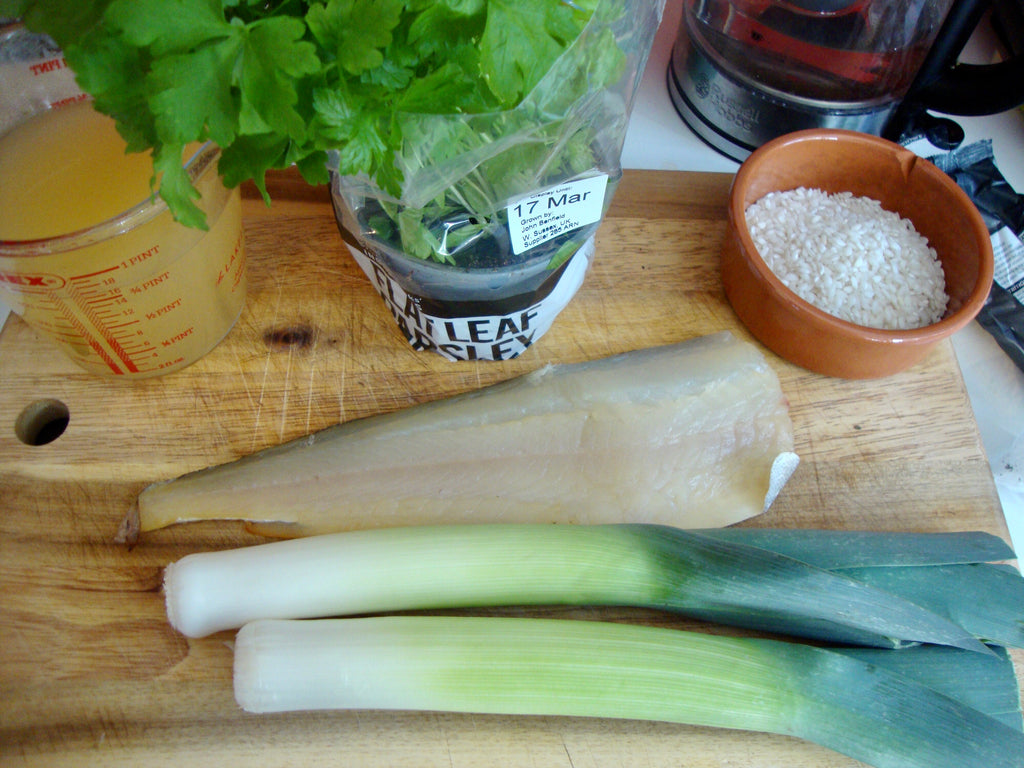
507;174;609;255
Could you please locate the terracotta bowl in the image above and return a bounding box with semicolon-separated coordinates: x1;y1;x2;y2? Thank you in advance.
721;129;994;379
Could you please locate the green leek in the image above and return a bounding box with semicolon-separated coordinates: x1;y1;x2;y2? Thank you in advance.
837;644;1023;730
698;528;1015;567
233;616;1024;768
165;524;1016;652
838;562;1024;647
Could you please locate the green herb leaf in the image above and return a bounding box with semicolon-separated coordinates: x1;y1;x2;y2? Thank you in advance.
218;132;290;203
236;17;320;140
479;0;585;106
152;141;206;229
148;36;242;147
0;0;30;20
104;0;232;56
436;0;485;14
333;114;389;178
294;149;331;187
305;0;404;76
398;207;445;262
406;3;484;65
397;61;486;114
64;30;157;153
20;0;110;50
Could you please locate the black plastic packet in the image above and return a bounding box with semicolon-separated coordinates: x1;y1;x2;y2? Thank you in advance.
930;140;1024;373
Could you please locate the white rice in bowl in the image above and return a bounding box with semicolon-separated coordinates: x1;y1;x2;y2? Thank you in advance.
744;187;949;330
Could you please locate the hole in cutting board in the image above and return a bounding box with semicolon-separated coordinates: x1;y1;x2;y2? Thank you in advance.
15;399;70;446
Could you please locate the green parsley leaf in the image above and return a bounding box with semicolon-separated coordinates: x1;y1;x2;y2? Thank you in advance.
360;58;414;91
218;132;291;202
332;114;388;178
397;60;487;114
20;0;110;50
478;0;585;106
148;35;242;147
104;0;233;57
398;207;445;262
0;0;30;19
406;2;484;63
236;17;321;140
434;0;485;15
308;83;391;179
305;0;403;76
294;150;331;187
64;29;157;152
152;141;206;229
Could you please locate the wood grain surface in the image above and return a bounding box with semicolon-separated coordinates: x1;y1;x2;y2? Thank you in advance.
0;168;1018;767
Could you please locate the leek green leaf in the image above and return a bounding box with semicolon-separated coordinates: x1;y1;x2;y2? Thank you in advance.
838;645;1023;731
698;528;1015;568
840;563;1024;648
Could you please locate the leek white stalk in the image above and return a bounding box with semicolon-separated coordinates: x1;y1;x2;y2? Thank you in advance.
233;616;1024;768
165;523;1001;652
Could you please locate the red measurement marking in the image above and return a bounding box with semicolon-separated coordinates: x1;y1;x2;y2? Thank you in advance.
29;58;68;75
90;303;127;314
138;272;171;291
121;245;161;269
155;356;185;370
65;275;140;373
72;264;120;280
146;298;182;319
56;304;124;374
49;93;90;109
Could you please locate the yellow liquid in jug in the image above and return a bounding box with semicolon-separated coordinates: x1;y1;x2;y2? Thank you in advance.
0;102;246;377
0;101;163;240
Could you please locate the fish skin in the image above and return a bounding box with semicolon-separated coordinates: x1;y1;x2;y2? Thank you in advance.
135;332;798;538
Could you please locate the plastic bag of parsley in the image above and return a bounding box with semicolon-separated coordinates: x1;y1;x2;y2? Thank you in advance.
328;0;666;361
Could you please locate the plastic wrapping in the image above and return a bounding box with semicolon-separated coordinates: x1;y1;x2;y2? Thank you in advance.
330;0;666;361
930;140;1024;373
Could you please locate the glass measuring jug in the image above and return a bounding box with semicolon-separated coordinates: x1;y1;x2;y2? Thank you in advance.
0;23;246;378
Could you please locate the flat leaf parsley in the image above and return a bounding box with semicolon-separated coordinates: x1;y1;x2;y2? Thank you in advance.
16;0;631;267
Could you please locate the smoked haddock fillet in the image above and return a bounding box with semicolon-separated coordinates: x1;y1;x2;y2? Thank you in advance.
125;332;798;540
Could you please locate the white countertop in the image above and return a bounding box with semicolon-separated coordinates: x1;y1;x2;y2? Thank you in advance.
3;1;1023;553
621;0;1024;553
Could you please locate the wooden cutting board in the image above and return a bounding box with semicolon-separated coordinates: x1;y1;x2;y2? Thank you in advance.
0;168;1018;767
